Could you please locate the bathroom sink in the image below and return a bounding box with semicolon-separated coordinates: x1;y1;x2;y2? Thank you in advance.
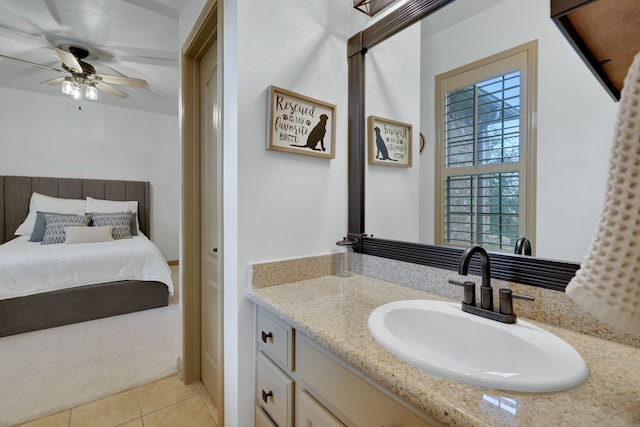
368;300;588;393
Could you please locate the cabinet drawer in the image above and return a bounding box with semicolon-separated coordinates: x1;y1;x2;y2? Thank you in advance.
296;335;440;427
297;388;346;427
257;308;294;370
255;405;277;427
257;352;294;427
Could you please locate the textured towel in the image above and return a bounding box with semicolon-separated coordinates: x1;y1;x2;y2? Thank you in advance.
566;52;640;335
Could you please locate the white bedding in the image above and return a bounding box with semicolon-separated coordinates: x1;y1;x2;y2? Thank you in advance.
0;235;174;300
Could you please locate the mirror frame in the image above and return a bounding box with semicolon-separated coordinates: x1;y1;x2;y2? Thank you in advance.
347;0;580;291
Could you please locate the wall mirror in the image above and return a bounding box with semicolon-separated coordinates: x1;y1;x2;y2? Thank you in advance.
347;0;624;290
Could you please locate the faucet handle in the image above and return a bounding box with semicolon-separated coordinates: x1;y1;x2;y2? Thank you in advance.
448;279;477;306
463;281;476;306
512;292;535;301
499;289;534;316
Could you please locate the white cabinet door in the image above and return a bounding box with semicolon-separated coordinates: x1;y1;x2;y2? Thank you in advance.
257;352;294;427
296;335;440;427
257;309;294;370
256;406;277;427
297;389;346;427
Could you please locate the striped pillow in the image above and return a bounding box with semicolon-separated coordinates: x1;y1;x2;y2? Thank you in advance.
89;211;133;239
41;214;91;245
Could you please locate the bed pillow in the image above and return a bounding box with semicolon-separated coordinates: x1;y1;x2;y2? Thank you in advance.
89;211;133;239
86;197;139;236
64;226;114;244
41;214;91;245
29;211;55;242
15;193;87;236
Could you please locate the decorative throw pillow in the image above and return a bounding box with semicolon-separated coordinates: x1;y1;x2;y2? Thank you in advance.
41;214;91;245
15;193;87;236
64;226;114;244
29;211;55;242
89;211;133;239
85;197;139;236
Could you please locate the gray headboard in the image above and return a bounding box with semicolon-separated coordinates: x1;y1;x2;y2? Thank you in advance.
0;176;151;244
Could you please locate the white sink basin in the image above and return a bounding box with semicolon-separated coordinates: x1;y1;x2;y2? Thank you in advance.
368;300;588;393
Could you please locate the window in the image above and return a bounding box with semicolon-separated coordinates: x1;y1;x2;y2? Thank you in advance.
435;41;537;253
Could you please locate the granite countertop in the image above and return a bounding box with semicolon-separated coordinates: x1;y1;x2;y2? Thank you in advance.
247;274;640;427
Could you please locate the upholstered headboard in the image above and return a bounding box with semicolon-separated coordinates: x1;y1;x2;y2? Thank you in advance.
0;176;151;244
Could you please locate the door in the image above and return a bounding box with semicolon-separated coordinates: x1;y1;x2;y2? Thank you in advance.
200;38;222;408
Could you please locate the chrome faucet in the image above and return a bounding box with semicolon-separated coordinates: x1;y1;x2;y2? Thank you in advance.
449;245;534;324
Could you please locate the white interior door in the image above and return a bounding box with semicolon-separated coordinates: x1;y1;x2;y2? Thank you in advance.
200;39;222;407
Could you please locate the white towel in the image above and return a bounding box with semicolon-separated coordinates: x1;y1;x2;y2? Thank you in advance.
566;52;640;336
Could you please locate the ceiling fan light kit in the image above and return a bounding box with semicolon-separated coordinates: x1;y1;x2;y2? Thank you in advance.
70;84;81;101
86;84;98;101
61;78;74;95
1;44;148;102
61;76;97;101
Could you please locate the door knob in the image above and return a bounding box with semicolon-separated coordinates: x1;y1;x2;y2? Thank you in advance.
261;389;273;403
261;331;273;343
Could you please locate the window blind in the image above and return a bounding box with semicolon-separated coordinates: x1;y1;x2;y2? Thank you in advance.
443;71;522;250
444;172;520;249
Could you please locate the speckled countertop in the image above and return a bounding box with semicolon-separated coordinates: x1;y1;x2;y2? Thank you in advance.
247;274;640;427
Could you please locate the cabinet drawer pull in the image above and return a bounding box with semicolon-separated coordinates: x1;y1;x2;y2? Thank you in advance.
261;331;273;343
261;389;273;403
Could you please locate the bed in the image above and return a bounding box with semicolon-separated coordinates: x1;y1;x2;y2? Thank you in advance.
0;175;173;337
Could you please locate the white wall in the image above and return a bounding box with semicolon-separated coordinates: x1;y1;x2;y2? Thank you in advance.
365;23;421;242
0;86;180;260
419;0;617;262
180;0;356;424
236;2;353;424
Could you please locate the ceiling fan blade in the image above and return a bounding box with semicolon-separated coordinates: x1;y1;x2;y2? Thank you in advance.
94;73;149;87
0;54;64;73
41;76;66;86
95;81;130;98
55;47;82;73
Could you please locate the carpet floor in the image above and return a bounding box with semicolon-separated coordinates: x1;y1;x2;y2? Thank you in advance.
0;302;181;427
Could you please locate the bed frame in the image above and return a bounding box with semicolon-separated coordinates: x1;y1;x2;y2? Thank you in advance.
0;176;169;337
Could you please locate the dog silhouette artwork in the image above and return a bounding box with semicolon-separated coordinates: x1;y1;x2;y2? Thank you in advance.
374;126;397;161
290;114;329;151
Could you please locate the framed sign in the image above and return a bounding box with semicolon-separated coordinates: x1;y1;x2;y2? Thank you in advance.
267;86;336;159
367;115;412;167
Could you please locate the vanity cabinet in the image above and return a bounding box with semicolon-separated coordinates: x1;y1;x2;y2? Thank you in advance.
256;309;295;427
295;334;437;427
296;389;346;427
256;405;278;427
255;307;441;427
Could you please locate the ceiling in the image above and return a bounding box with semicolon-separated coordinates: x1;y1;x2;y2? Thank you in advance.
0;0;186;116
420;0;504;38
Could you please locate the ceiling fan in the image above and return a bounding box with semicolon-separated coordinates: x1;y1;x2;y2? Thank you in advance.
0;45;148;100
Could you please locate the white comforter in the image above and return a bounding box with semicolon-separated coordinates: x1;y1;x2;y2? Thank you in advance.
0;235;174;300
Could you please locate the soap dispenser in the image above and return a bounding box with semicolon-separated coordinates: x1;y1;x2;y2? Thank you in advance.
335;237;355;277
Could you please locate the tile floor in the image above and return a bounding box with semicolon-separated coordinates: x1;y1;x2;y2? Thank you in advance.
17;375;218;427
